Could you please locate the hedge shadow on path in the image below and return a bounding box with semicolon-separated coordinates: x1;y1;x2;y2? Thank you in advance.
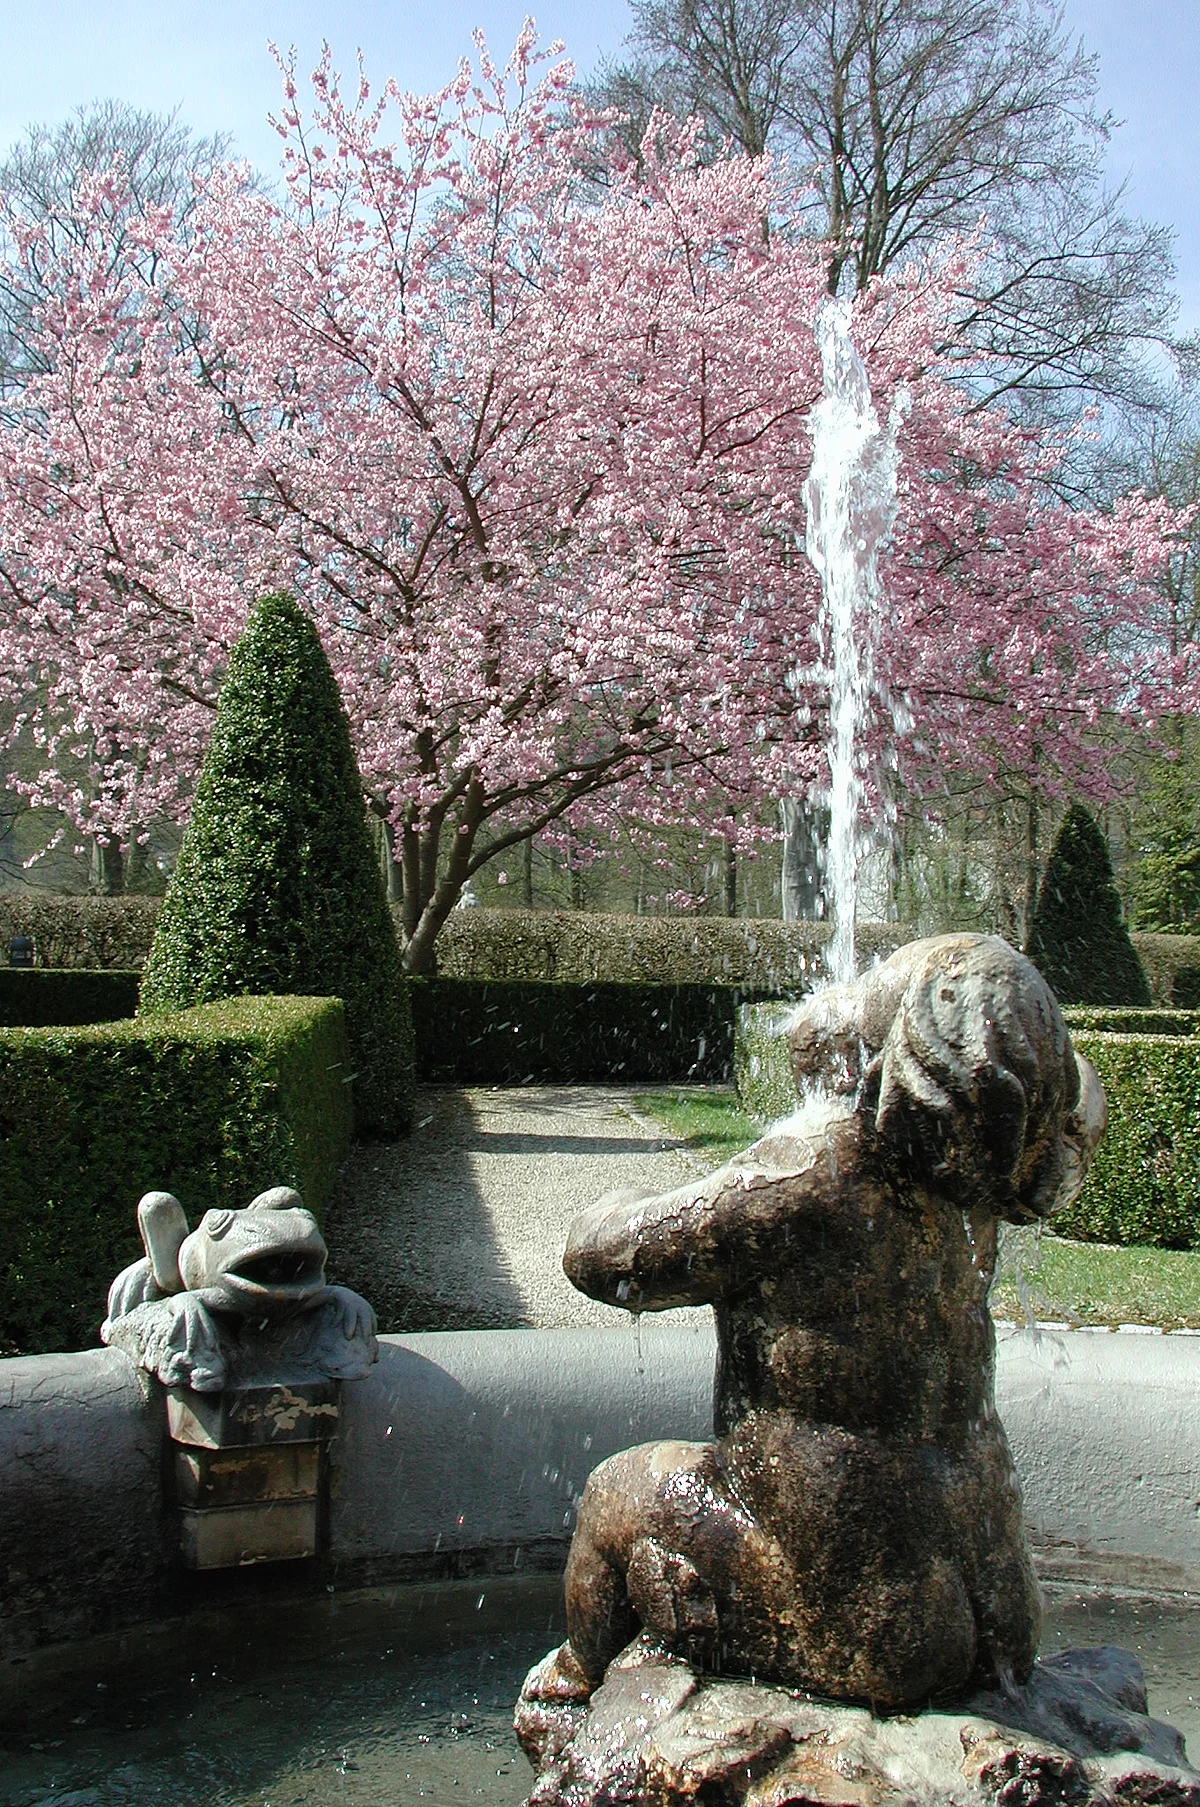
323;1085;707;1334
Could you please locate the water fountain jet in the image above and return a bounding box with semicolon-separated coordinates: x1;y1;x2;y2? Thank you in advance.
512;298;1197;1807
804;297;904;985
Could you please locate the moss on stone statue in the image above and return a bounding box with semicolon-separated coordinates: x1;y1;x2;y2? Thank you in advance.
139;593;413;1136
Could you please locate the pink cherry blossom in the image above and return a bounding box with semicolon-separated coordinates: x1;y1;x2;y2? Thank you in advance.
0;27;1189;967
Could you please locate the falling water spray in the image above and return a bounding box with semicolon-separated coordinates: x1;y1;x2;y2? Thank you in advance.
804;298;903;985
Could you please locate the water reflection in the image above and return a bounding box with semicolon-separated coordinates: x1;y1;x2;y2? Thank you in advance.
1;1577;565;1807
1;1577;1194;1805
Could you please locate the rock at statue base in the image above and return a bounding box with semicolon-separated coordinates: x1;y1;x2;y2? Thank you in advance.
515;1637;1200;1807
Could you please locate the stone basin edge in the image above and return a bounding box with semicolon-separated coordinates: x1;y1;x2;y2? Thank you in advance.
0;1320;1197;1665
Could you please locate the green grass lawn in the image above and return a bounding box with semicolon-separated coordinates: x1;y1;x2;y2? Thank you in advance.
636;1086;1200;1332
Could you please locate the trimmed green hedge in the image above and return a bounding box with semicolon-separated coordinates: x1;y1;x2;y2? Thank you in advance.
1062;1006;1199;1038
0;969;140;1027
413;978;798;1084
432;909;914;987
0;996;353;1356
735;1002;1200;1252
1122;933;1200;1006
0;895;160;970
1056;1030;1200;1250
9;893;1200;1008
733;1000;800;1125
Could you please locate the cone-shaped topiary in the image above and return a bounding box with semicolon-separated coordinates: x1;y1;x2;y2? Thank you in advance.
139;593;413;1136
1026;803;1151;1006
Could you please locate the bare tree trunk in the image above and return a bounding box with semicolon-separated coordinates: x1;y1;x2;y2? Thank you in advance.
125;832;151;893
723;810;737;916
522;835;534;909
92;835;124;895
401;792;484;973
383;820;403;903
399;819;421;942
780;798;826;921
567;822;585;910
369;809;404;903
1021;791;1040;947
888;810;905;921
955;809;972;918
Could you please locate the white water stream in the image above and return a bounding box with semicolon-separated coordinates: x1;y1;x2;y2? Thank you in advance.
804;299;904;982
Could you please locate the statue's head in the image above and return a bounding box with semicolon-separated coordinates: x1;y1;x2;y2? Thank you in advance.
136;1185;329;1316
788;934;1105;1223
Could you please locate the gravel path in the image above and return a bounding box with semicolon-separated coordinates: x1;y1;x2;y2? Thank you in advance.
324;1085;715;1334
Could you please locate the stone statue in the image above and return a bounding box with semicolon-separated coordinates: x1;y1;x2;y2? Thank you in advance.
516;937;1195;1806
102;1186;378;1391
534;936;1108;1715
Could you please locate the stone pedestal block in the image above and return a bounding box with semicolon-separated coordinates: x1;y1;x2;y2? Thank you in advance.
173;1440;322;1508
166;1379;340;1448
165;1380;340;1569
179;1498;320;1570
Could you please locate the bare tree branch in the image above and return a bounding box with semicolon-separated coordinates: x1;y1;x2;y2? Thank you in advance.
590;0;1177;423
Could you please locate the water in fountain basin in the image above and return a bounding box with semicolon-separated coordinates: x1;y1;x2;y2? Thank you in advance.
0;1576;566;1807
804;297;904;983
1;1578;1195;1805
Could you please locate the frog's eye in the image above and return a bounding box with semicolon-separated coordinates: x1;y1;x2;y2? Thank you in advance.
202;1209;234;1239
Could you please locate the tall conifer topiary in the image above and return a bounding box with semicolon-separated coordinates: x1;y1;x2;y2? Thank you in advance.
1026;803;1150;1006
140;594;413;1135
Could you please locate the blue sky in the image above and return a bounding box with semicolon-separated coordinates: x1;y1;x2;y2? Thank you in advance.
1;1;1196;328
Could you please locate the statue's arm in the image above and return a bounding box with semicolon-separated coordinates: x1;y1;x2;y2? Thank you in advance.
564;1176;726;1309
563;1122;851;1311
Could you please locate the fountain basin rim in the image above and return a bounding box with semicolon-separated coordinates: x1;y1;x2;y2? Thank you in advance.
0;1321;1197;1664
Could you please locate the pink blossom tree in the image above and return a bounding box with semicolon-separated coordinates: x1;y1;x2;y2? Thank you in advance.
0;26;1185;968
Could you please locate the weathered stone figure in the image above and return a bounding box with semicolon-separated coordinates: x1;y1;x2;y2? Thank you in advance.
103;1186;378;1391
556;935;1106;1711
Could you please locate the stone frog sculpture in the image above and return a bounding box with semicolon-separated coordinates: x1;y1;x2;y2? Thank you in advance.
537;934;1107;1715
102;1186;378;1391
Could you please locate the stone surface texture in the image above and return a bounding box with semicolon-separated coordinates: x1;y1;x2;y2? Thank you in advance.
0;1347;172;1660
515;1637;1200;1806
2;1324;1197;1663
556;937;1110;1717
165;1377;342;1568
101;1185;377;1390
